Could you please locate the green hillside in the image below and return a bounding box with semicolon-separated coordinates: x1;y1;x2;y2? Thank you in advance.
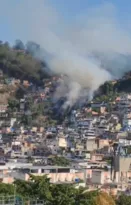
0;40;50;85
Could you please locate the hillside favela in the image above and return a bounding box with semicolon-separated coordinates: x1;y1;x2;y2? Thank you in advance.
0;0;131;204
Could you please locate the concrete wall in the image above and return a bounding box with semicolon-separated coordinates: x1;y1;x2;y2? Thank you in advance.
91;170;102;184
25;172;85;183
114;156;131;172
91;170;111;185
58;138;67;148
86;140;97;151
98;139;109;149
2;177;14;184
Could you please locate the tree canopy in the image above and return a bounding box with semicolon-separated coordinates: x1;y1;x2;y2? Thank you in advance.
51;156;70;166
0;175;119;205
0;40;50;85
0;174;128;205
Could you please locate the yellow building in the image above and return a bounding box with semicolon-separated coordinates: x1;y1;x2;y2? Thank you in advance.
58;138;67;148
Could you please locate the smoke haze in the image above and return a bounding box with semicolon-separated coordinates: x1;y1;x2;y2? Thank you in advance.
2;0;131;107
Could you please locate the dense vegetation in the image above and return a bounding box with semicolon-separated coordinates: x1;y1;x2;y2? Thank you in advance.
0;39;131;101
0;174;129;205
0;175;118;205
51;156;70;166
99;78;131;99
0;40;50;85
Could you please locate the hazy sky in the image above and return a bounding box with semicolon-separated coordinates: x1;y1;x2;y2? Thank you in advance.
0;0;131;44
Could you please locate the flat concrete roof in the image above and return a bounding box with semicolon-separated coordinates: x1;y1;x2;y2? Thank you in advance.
20;165;71;170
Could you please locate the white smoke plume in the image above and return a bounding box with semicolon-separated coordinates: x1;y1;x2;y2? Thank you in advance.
2;0;131;107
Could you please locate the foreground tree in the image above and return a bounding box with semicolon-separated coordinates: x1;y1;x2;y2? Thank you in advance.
14;175;52;202
96;191;115;205
14;175;116;205
0;183;14;195
116;194;131;205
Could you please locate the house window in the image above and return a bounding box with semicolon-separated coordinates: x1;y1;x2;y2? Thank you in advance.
41;169;50;174
30;169;38;173
58;168;70;173
50;169;56;173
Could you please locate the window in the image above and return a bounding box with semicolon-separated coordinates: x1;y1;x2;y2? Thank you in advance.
58;168;70;173
41;169;50;174
30;169;38;173
50;169;56;173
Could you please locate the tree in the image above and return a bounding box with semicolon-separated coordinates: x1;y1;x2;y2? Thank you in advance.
96;191;115;205
14;175;52;202
75;189;98;205
0;40;50;85
13;40;25;50
127;146;131;154
8;98;19;110
4;41;10;48
0;183;14;195
26;115;32;126
0;175;116;205
51;156;70;166
26;41;40;55
50;184;77;205
14;179;34;198
116;194;131;205
15;87;25;99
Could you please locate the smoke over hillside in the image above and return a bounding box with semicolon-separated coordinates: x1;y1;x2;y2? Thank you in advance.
3;0;131;107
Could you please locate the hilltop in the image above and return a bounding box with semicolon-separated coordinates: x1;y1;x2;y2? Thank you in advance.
0;40;51;85
1;39;131;112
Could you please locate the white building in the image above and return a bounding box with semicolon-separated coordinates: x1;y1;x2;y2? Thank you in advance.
119;138;131;146
123;116;131;127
